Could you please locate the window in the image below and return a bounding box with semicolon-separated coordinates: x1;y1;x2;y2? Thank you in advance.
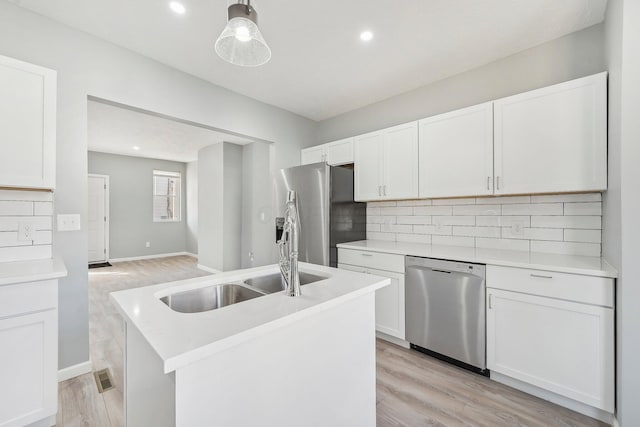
153;170;181;222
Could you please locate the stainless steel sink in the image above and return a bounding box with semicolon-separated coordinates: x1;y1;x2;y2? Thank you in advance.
243;272;327;294
160;284;264;313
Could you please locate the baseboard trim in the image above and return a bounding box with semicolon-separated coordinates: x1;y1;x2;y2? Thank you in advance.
376;331;410;349
184;252;198;258
110;252;193;263
197;264;221;274
613;416;620;427
58;360;92;382
490;372;614;424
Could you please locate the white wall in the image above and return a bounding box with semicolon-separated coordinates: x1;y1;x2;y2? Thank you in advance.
604;1;640;425
316;24;605;143
222;143;243;271
186;161;198;255
0;0;316;370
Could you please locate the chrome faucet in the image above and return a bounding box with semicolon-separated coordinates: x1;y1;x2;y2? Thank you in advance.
278;190;301;297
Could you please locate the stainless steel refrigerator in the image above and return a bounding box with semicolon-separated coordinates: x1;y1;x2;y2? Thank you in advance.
274;162;366;267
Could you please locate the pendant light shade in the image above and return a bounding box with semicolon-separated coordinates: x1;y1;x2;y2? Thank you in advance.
215;1;271;67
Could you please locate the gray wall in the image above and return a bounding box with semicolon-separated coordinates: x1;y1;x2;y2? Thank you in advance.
186;161;198;255
603;1;640;425
0;1;316;370
316;24;605;142
88;151;187;259
241;142;272;268
222;143;243;271
198;143;244;272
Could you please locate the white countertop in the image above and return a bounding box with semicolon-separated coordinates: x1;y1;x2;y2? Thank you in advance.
337;240;617;278
110;262;389;373
0;257;67;286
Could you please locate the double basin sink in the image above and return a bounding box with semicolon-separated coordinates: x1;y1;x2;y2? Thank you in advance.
160;272;327;314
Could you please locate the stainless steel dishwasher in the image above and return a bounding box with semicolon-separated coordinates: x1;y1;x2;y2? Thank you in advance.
405;256;488;375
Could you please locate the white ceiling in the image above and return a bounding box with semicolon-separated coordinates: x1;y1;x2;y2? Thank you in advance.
87;100;253;162
14;0;607;121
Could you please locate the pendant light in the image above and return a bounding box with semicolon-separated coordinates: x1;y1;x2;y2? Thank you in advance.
215;0;271;67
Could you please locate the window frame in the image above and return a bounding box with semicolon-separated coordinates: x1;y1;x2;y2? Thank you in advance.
152;169;182;223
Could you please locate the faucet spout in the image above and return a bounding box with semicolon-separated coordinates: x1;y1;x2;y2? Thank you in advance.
278;190;301;297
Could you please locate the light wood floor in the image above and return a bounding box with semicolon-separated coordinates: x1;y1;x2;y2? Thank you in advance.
57;256;606;427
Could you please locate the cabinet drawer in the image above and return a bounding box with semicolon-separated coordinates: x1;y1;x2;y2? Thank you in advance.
0;280;58;318
487;265;613;307
338;248;404;273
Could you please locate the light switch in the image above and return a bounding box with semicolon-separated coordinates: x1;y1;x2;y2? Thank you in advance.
57;214;81;231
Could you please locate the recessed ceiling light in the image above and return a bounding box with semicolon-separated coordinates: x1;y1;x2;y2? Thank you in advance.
132;146;140;150
360;31;374;42
169;1;186;15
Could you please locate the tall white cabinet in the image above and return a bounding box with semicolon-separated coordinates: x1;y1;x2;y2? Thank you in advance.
0;54;57;190
493;72;607;195
354;122;418;201
419;102;494;198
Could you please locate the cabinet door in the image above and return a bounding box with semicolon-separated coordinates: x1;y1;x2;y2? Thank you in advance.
0;54;56;190
382;122;419;200
300;146;325;165
339;264;405;340
486;288;614;412
493;72;607;195
326;138;354;166
0;309;57;426
354;131;383;201
419;103;494;198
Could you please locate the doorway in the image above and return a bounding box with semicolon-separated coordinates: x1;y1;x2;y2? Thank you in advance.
88;174;109;264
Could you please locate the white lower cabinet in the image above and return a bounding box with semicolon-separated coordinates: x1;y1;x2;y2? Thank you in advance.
338;248;405;340
486;266;614;413
0;280;58;427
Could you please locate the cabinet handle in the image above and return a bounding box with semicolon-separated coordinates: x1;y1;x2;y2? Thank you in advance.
378;186;381;196
488;294;493;309
383;185;387;196
496;176;501;191
530;274;553;279
361;253;373;257
487;176;490;191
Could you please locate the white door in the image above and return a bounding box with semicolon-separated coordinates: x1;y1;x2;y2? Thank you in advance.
419;103;494;198
300;146;325;165
382;122;419;200
338;264;406;340
493;72;607;195
88;175;109;263
486;288;614;412
354;131;384;201
0;54;56;190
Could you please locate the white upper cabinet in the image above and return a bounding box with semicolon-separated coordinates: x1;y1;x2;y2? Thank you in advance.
301;138;354;166
355;122;419;201
382;122;419;200
493;72;607;195
325;138;354;165
300;145;325;165
0;54;57;190
354;131;384;200
419;103;494;198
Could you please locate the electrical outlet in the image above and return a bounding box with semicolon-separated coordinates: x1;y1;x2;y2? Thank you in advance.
511;222;524;236
18;222;34;241
146;242;151;248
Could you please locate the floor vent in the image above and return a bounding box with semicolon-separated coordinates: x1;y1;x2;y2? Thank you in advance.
94;369;114;393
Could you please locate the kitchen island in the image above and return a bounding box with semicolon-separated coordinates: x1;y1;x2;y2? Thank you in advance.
110;262;389;427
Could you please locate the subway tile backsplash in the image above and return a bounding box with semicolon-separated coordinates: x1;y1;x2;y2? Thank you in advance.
0;190;53;262
366;193;603;256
